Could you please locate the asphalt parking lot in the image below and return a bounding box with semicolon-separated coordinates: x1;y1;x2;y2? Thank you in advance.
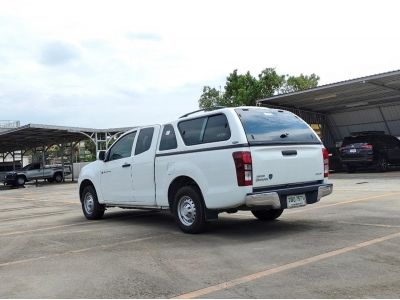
1;172;400;298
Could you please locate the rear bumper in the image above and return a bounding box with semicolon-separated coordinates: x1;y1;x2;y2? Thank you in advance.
341;156;375;165
245;183;333;209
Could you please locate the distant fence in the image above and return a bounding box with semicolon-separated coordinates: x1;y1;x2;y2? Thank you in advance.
0;120;20;129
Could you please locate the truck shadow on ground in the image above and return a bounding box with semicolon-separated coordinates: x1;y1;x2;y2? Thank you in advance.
81;209;324;243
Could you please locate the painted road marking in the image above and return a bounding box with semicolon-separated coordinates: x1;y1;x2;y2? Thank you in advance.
0;210;76;222
173;231;400;299
338;221;400;228
0;221;100;237
285;191;400;214
0;211;159;236
0;233;175;268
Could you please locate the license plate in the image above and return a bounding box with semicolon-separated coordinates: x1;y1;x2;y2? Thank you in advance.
287;194;307;208
350;149;357;153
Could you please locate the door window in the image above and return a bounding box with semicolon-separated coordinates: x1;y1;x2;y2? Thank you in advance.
108;131;136;161
159;124;178;151
135;127;155;155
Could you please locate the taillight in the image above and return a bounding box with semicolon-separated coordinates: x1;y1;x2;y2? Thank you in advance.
322;148;329;177
232;151;252;186
361;144;373;150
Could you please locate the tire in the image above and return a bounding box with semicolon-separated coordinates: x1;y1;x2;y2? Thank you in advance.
251;209;284;221
54;173;63;183
376;157;388;172
16;176;26;186
81;185;105;220
173;186;206;234
47;178;54;183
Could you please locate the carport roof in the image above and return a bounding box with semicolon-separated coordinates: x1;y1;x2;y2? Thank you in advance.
0;123;133;153
257;69;400;113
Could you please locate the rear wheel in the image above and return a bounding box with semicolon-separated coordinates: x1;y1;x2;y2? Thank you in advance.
81;185;105;220
54;172;63;183
251;209;284;221
173;186;206;234
376;157;388;172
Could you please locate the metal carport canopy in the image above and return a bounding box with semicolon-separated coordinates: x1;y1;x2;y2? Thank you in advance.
0;123;133;153
257;69;400;143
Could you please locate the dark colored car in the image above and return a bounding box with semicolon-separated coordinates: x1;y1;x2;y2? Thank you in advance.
327;147;345;172
339;131;400;172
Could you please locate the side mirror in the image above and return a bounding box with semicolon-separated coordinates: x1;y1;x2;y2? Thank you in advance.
97;150;106;161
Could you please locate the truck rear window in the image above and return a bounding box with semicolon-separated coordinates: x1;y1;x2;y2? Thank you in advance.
235;108;321;145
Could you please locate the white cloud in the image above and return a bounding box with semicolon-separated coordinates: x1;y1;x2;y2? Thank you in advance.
0;0;400;128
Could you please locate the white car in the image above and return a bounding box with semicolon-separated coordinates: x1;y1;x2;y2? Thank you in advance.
78;106;332;233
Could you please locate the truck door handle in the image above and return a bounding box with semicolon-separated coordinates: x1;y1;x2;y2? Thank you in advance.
122;163;131;168
282;150;297;156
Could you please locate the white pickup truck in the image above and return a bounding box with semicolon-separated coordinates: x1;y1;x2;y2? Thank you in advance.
78;106;332;233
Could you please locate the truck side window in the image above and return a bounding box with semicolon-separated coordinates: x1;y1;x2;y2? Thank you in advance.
178;114;230;146
108;131;136;161
178;117;207;146
159;124;177;151
203;114;231;143
135;127;155;155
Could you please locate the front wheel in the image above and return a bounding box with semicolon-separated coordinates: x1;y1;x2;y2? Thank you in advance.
16;176;26;186
81;185;105;220
251;209;284;221
173;186;206;234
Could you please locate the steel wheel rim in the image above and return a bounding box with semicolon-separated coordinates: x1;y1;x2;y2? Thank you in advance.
178;196;196;226
17;177;24;185
84;193;95;214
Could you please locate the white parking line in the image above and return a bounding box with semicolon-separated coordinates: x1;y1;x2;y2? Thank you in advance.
0;233;175;268
173;231;400;299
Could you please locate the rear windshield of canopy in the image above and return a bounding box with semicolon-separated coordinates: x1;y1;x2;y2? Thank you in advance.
235;108;321;145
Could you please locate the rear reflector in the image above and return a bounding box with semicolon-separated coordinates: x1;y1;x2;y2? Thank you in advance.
232;151;252;186
322;148;329;177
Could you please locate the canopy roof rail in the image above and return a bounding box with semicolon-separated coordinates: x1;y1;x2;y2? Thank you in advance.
179;106;226;118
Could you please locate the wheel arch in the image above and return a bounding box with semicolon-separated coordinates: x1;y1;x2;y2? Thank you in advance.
79;179;95;203
53;171;63;177
17;174;27;181
167;176;204;211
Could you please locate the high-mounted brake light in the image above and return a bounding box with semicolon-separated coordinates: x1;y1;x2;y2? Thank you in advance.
232;151;252;186
322;148;329;177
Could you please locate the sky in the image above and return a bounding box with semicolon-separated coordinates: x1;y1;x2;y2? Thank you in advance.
1;0;400;128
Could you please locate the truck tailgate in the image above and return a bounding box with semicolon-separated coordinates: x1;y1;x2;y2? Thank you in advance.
251;144;324;188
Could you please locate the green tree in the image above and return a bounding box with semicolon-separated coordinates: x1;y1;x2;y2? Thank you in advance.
198;68;319;109
198;86;223;109
258;68;286;98
283;73;320;93
223;70;261;106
